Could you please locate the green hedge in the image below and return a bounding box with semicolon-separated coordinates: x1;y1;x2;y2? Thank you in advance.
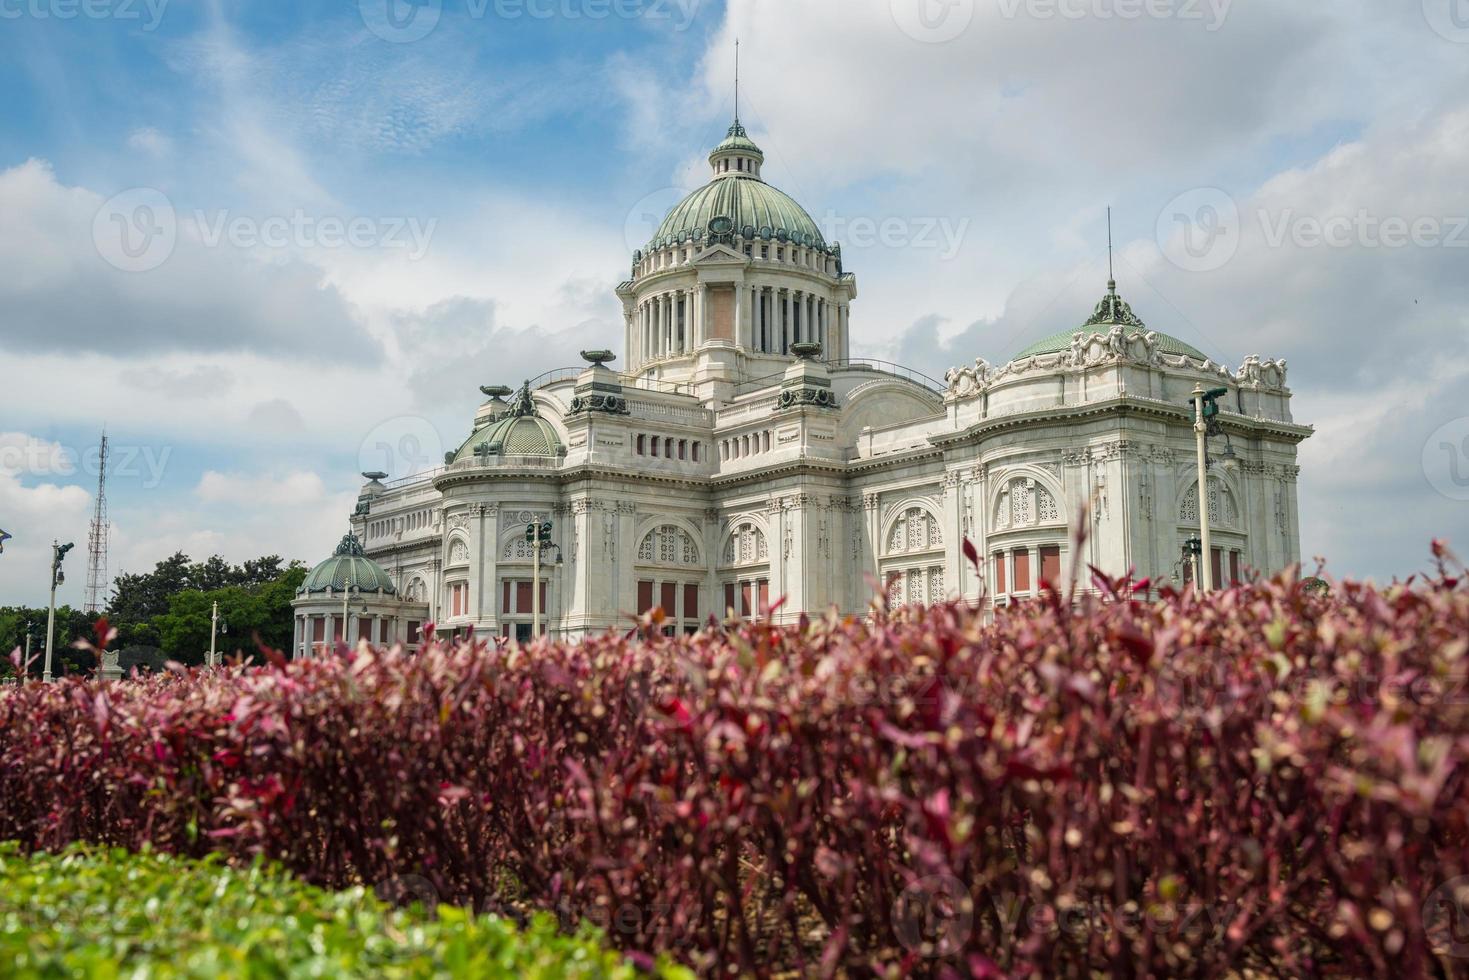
0;843;691;979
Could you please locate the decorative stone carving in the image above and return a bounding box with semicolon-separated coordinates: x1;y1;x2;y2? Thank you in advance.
777;386;838;410
567;392;630;415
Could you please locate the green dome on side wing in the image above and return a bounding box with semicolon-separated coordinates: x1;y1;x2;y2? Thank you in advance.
298;534;397;595
451;380;564;462
1013;280;1207;360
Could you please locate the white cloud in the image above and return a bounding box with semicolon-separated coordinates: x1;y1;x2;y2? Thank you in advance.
127;127;174;158
0;433;95;609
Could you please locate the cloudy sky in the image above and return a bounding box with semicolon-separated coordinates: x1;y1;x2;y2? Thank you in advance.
2;0;1466;605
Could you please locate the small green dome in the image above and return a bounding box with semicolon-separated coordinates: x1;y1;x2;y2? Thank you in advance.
710;120;764;159
452;381;564;462
298;534;396;595
1014;280;1207;361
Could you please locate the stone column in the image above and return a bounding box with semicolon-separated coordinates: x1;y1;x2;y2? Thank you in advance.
698;283;708;347
783;290;792;353
472;503;488;623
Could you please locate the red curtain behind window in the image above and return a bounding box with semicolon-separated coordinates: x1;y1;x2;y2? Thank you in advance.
1039;545;1061;587
1014;550;1031;592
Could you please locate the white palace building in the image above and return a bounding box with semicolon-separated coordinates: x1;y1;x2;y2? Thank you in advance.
291;119;1310;654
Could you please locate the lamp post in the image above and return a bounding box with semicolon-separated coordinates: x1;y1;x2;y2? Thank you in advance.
208;601;228;668
43;540;74;683
1191;384;1229;592
524;520;560;641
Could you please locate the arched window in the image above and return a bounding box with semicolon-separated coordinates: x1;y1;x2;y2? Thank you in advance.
721;522;769;566
637;525;700;566
448;539;470;564
993;477;1062;531
886;506;942;555
1180;479;1238;528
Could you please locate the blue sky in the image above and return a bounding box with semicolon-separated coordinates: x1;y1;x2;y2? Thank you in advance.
2;0;1468;605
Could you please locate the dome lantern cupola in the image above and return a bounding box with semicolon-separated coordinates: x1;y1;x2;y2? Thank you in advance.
708;118;764;180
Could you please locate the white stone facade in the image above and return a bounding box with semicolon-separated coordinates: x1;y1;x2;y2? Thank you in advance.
344;128;1311;643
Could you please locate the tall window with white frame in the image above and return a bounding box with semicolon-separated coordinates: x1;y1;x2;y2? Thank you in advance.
635;524;705;635
988;476;1067;603
880;505;946;608
719;521;770;619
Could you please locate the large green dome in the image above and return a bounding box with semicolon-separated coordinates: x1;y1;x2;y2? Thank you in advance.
651;177;827;251
1014;280;1207;361
646;122;828;252
298;534;396;595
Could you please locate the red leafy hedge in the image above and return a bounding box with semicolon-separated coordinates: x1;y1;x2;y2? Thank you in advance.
4;556;1469;977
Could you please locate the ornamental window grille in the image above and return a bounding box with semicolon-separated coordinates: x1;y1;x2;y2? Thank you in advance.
1180;480;1237;527
887;507;942;555
404;579;427;603
503;537;536;561
722;522;768;566
448;540;470;564
995;477;1061;529
639;525;700;566
884;565;948;608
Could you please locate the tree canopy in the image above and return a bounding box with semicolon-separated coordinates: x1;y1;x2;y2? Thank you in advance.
2;553;305;679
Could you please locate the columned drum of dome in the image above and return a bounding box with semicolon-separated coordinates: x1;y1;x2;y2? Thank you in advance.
619;118;857;375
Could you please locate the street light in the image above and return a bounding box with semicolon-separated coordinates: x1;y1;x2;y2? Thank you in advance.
208;601;229;668
1191;385;1228;592
43;541;74;683
340;577;368;647
524;520;560;640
